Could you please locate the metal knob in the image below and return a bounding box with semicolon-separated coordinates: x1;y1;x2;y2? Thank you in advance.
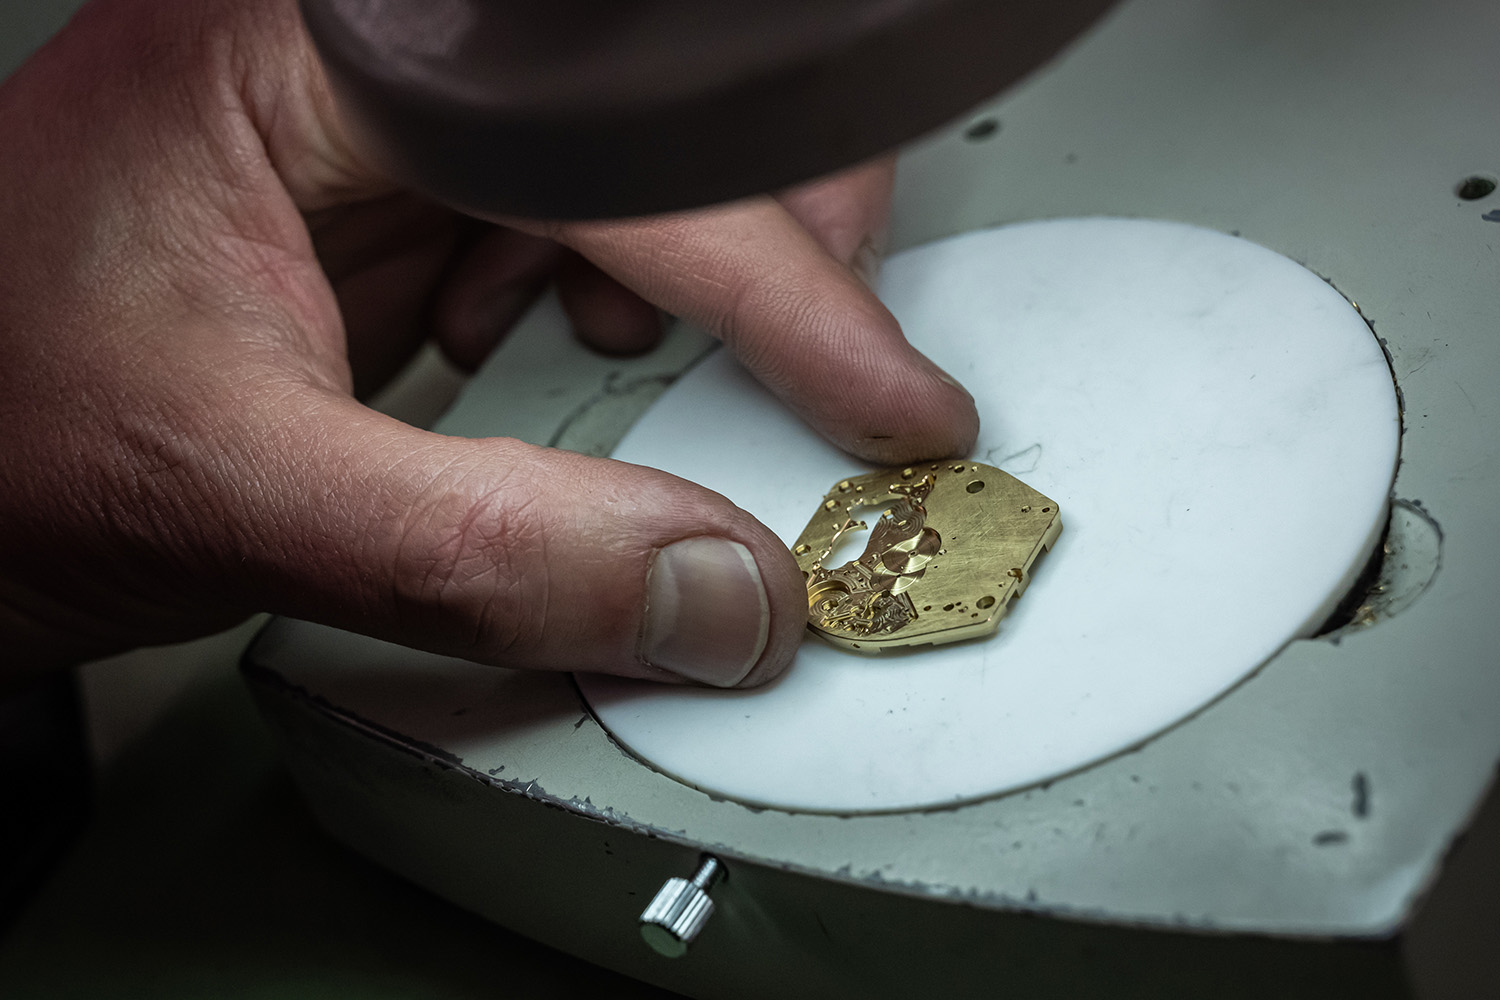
639;855;724;957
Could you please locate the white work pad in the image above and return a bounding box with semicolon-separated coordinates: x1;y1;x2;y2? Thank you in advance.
578;218;1400;814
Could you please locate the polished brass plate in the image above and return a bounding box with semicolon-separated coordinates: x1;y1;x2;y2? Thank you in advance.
792;461;1062;651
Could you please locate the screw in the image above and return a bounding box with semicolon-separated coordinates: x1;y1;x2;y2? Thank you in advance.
639;856;724;957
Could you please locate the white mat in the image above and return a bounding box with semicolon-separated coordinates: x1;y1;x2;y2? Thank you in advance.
579;218;1400;814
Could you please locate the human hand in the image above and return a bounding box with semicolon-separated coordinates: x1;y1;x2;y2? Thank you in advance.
0;0;977;689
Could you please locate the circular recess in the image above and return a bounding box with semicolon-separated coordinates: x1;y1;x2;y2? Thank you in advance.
579;218;1401;814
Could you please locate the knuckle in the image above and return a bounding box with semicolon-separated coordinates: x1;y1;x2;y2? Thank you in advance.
388;470;550;660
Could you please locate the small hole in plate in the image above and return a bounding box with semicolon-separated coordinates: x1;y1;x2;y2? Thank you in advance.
1456;175;1497;200
964;117;999;141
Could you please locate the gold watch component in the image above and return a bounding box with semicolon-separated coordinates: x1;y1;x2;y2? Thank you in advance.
791;461;1062;652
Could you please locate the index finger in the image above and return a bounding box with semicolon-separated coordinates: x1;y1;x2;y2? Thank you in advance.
515;198;978;465
775;155;896;283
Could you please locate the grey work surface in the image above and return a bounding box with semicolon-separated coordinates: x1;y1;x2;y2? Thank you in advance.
247;0;1500;995
258;0;1500;921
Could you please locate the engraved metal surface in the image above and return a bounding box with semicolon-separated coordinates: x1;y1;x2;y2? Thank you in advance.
791;461;1062;651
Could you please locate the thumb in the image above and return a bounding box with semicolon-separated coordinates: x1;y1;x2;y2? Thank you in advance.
255;394;806;688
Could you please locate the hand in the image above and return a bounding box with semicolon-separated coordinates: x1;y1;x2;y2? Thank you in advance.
0;0;977;690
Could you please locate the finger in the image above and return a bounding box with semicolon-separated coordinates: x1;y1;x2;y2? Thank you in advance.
242;390;806;688
430;225;565;371
518;201;978;465
308;193;465;396
776;155;896;283
556;252;665;356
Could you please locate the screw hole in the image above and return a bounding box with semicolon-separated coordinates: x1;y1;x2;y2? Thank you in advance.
966;480;986;494
976;595;996;610
964;117;999;142
1457;175;1497;200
